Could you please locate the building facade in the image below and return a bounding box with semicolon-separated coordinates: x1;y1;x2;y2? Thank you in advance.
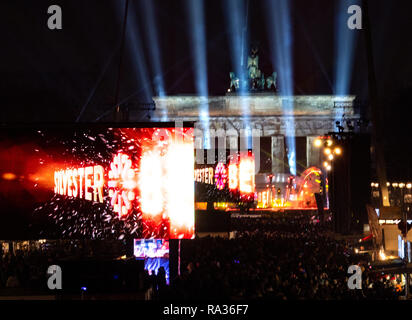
152;93;358;176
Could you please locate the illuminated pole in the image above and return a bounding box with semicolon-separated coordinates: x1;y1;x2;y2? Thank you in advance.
114;0;130;122
363;0;390;206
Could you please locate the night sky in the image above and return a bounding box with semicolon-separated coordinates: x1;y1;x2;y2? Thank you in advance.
0;0;411;178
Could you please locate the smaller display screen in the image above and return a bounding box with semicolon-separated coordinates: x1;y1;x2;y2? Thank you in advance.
134;239;169;258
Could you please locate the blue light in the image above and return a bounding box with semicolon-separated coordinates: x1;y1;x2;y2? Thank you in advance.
139;0;166;119
334;0;360;122
224;0;249;88
224;0;251;134
113;1;153;104
265;0;296;175
80;286;87;291
187;0;210;148
287;150;296;176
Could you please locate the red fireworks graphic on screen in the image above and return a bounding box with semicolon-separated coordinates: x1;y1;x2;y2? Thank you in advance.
214;162;227;190
108;152;137;218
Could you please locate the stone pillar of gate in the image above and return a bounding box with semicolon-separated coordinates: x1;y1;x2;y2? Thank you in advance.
306;136;321;168
271;135;285;174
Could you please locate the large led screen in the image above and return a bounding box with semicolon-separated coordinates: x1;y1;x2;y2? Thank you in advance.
0;125;195;240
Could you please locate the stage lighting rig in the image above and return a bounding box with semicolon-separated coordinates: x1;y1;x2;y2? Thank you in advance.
313;135;344;172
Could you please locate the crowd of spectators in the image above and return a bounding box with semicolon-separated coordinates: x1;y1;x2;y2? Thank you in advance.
162;213;401;300
0;213;404;299
0;248;52;291
0;240;126;293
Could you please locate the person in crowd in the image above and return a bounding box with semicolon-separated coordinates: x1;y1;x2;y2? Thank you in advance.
162;213;399;300
0;214;401;300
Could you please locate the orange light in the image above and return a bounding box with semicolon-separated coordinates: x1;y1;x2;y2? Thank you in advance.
314;139;322;147
228;163;238;190
334;147;342;155
239;156;255;194
324;148;331;155
2;172;16;180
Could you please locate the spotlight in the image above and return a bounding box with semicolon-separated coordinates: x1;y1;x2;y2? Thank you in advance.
371;182;374;187
187;0;210;148
386;182;390;187
326;165;332;171
265;0;296;175
407;183;412;189
314;139;322;147
328;154;334;161
334;147;342;155
323;161;329;168
334;0;358;120
399;183;405;189
324;148;331;155
326;140;333;147
392;183;398;188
